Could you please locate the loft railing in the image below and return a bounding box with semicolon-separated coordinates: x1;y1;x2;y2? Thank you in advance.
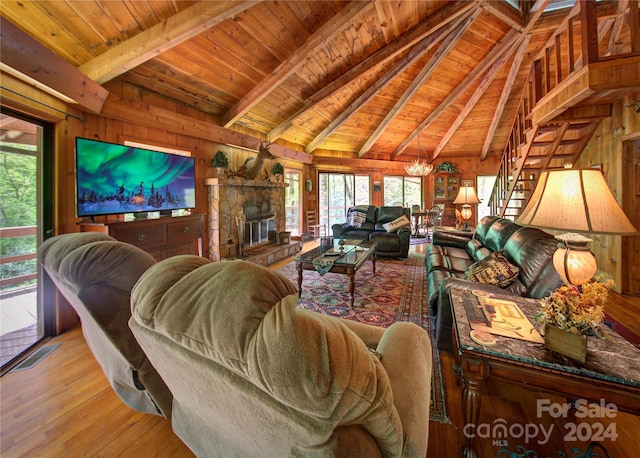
489;0;640;219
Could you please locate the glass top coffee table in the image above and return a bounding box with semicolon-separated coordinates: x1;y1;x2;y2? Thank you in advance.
294;239;377;308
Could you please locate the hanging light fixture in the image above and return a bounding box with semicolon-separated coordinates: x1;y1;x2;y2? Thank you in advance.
405;132;433;176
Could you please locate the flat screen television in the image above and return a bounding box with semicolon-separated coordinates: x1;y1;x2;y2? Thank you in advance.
75;137;196;218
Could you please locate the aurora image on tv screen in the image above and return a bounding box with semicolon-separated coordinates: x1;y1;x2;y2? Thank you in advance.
75;137;196;217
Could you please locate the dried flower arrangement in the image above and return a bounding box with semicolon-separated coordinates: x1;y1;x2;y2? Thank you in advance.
535;277;614;338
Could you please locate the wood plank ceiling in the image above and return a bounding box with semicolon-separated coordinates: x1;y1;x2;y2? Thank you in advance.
1;1;595;163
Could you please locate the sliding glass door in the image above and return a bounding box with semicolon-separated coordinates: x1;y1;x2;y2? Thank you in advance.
0;109;54;371
318;173;370;230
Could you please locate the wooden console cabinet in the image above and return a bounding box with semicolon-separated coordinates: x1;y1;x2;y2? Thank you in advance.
80;214;205;261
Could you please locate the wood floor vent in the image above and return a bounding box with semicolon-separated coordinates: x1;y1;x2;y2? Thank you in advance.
10;344;61;372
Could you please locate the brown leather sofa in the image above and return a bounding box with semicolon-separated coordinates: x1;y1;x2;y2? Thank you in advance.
426;216;564;351
331;205;411;258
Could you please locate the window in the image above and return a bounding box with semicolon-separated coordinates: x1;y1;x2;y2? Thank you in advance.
284;170;301;235
318;173;370;229
383;176;422;207
476;175;497;221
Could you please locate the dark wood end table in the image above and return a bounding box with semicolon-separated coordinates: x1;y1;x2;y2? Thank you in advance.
450;289;640;458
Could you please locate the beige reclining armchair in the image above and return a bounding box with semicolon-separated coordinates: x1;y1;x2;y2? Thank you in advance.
129;256;432;457
38;233;172;418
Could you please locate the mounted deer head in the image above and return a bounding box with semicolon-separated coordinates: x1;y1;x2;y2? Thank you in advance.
242;141;275;179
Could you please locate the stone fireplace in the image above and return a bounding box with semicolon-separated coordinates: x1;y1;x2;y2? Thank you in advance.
206;177;301;266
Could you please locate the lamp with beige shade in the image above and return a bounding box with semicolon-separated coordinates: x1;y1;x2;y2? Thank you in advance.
452;185;481;231
516;168;637;286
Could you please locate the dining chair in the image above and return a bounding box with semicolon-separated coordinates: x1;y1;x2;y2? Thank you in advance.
422;206;441;240
306;210;326;239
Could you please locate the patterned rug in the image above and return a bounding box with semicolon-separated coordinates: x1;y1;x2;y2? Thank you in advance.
276;253;450;424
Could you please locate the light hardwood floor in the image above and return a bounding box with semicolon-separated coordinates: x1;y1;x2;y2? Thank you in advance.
1;242;638;457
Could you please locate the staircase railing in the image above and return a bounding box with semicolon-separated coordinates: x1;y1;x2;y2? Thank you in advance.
488;0;639;219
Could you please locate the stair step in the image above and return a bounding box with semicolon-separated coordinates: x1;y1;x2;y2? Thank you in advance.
536;123;564;134
566;121;592;130
532;139;580;147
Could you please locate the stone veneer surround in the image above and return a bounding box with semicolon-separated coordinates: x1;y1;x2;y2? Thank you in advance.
206;178;300;265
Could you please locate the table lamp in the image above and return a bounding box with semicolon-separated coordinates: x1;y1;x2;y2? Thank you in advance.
516;168;637;285
453;185;481;231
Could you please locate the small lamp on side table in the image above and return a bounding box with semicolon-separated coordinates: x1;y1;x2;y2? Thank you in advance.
517;168;637;362
453;185;481;231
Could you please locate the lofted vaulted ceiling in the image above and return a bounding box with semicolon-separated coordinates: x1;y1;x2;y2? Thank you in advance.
0;0;626;164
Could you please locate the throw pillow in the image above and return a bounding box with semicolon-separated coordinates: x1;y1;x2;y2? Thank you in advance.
382;214;411;233
349;210;367;228
465;250;520;288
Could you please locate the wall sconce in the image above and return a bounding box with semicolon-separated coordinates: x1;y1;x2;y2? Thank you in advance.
305;179;312;192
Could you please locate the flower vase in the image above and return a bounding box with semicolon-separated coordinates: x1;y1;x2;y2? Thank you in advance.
544;324;587;363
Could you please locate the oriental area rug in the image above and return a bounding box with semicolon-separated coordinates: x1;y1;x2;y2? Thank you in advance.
277;253;451;424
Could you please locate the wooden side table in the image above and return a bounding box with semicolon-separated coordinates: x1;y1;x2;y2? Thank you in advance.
449;289;640;458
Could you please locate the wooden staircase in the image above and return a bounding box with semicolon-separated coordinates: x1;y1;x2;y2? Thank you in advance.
490;106;608;219
489;0;639;220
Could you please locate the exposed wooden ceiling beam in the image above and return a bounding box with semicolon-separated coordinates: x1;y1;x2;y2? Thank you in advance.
0;17;108;114
480;0;525;32
100;96;312;164
79;1;260;84
267;0;480;142
357;11;479;158
397;0;549;160
480;35;531;160
308;9;478;154
391;28;521;160
432;40;520;160
222;1;374;128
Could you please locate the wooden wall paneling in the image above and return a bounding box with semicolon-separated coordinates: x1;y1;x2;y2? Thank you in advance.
622;137;640;295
